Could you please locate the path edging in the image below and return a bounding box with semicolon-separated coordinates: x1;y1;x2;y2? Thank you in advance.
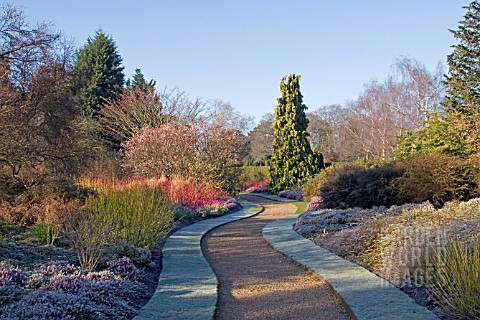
135;202;262;320
259;196;438;320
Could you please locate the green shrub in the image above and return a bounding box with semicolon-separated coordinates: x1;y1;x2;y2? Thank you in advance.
172;205;196;221
303;170;327;201
25;223;58;245
320;163;405;209
396;154;480;208
240;166;269;190
84;185;174;249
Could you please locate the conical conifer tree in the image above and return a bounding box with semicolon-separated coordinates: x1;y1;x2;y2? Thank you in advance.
70;30;124;118
444;0;480;116
268;74;321;193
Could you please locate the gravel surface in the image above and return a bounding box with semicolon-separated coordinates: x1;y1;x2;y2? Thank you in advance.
202;194;353;320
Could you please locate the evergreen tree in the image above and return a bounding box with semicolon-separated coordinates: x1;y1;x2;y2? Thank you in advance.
444;0;480;116
126;68;156;91
268;74;322;193
71;30;124;118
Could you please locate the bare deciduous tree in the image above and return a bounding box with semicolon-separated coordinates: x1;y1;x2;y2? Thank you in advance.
312;57;445;161
100;85;165;148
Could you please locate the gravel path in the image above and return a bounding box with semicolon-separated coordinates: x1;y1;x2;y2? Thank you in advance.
201;194;354;320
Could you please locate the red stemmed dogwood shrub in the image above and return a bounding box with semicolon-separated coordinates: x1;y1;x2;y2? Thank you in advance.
122;123;242;195
157;177;222;210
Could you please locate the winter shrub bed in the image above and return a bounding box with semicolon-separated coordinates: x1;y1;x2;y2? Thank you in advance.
121;123;242;195
278;189;303;201
240;166;269;190
314;155;480;210
0;258;145;319
294;198;480;319
245;186;268;193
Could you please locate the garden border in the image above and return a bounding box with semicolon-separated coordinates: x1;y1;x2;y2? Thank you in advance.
258;193;438;320
134;202;262;320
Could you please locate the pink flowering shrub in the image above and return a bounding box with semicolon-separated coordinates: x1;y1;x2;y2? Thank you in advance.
278;189;303;201
122;123;242;195
158;177;222;210
122;123;197;178
0;260;143;319
39;260;77;276
246;186;268;193
196;196;240;218
306;196;323;211
0;262;27;286
107;256;141;280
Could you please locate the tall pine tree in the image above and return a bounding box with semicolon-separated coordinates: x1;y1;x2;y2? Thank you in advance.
269;74;322;193
70;30;124;118
444;0;480;116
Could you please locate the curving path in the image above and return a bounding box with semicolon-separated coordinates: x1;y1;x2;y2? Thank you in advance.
202;194;353;320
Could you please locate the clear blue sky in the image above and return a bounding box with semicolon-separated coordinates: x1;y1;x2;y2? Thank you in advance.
10;0;466;122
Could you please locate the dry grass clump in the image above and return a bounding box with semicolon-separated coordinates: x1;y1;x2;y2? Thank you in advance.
426;238;480;320
362;198;480;286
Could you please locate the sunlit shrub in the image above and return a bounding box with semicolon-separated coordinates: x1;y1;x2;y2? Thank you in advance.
361;198;480;285
83;184;174;250
320;163;405;209
240;166;269;190
302;167;330;201
395;154;480;208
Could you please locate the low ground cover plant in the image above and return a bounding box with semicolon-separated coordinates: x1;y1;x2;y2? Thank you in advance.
0;259;145;319
278;189;303;201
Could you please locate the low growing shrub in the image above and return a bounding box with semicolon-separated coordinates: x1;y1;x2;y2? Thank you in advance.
396;154;480;208
0;260;142;319
107;256;141;280
278;189;303;201
320;163;405;209
361;198;480;286
240;166;269;190
245;186;268;193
